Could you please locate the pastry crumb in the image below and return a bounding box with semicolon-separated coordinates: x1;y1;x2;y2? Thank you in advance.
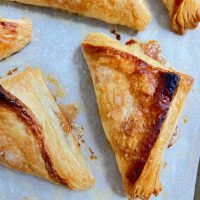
168;126;179;148
90;154;97;160
7;67;18;76
184;116;188;124
163;162;167;169
73;124;97;160
125;39;137;45
88;147;97;160
110;29;121;40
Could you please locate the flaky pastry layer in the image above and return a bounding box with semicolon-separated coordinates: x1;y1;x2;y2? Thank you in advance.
9;0;151;31
0;17;32;60
82;33;193;199
162;0;200;34
0;68;95;190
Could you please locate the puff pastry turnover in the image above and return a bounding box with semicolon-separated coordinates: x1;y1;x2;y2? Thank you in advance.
162;0;200;34
82;33;193;199
0;67;95;190
8;0;151;31
0;18;32;61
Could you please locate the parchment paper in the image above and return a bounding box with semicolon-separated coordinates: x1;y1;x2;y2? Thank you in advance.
0;1;200;199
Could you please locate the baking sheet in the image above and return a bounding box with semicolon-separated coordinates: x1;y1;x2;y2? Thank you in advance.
0;1;200;199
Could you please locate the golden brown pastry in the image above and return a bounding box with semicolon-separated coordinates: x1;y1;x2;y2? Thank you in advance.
82;33;193;199
0;67;95;190
0;18;32;61
162;0;200;34
8;0;151;31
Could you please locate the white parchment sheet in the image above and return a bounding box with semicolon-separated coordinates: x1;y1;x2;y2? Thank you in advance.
0;1;200;199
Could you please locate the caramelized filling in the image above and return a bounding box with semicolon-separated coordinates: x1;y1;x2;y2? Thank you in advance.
140;41;166;66
46;74;66;99
59;103;78;126
127;72;180;184
126;40;167;66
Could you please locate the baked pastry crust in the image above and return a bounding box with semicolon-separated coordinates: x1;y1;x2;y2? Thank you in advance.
162;0;200;34
0;67;95;190
8;0;151;31
82;33;193;199
0;18;32;61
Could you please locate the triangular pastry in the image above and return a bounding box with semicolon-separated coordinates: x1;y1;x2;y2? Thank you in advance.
82;33;193;199
162;0;200;34
8;0;151;31
0;67;95;190
0;18;32;61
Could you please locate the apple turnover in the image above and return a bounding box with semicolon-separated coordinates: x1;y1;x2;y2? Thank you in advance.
0;18;32;61
0;67;95;190
8;0;151;31
82;33;193;199
162;0;200;34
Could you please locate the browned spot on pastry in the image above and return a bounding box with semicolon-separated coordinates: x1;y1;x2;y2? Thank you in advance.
0;21;19;53
0;22;18;43
0;22;18;34
127;73;180;184
0;85;71;187
83;44;170;75
83;44;149;74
